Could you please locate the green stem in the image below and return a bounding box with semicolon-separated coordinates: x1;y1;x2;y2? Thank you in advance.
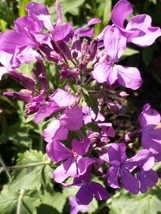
38;124;44;152
0;155;12;181
0;160;50;172
16;189;25;214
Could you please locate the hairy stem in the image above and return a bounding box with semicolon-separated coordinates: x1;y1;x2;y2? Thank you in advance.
0;160;50;172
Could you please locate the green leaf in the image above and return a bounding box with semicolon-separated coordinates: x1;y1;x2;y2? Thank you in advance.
0;185;18;214
19;0;30;17
0;186;40;214
81;87;99;117
102;0;112;25
109;184;161;214
9;150;52;191
121;47;139;60
149;0;157;4
38;191;67;213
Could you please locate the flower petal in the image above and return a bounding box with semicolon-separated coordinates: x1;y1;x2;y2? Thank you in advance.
116;65;142;90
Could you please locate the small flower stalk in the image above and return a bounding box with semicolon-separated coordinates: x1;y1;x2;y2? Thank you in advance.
1;0;161;207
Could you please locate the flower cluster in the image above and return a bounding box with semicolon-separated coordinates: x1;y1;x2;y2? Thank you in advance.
1;0;161;210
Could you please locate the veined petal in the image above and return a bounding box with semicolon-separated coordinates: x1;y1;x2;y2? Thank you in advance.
137;170;158;193
60;106;83;131
76;185;93;205
92;62;117;85
116;65;142;90
104;26;127;60
107;166;120;188
89;182;110;201
46;141;72;162
26;2;53;31
139;103;161;127
121;168;139;194
52;22;72;41
34;101;60;124
43;119;68;142
53;158;77;183
50;88;76;107
78;157;95;175
72;138;90;156
126;14;161;46
111;0;133;28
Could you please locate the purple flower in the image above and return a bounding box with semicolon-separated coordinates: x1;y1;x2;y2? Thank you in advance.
88;123;115;144
73;172;110;205
82;106;104;124
139;103;161;161
101;143;156;194
92;26;142;90
46;138;94;183
111;0;161;47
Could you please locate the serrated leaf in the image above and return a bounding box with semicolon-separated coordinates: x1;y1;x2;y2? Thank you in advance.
9;150;52;191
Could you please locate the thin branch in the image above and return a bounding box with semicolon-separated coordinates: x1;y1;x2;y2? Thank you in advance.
0;155;12;181
0;160;51;172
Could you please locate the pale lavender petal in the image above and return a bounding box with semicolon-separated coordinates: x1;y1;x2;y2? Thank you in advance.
34;101;60;123
141;128;161;154
127;149;155;171
139;103;160;127
98;123;115;138
126;14;161;47
46;141;72;162
131;27;161;47
116;65;142;90
121;168;139;194
52;23;72;41
0;30;35;53
72;138;90;156
3;90;32;103
92;62;117;85
104;26;127;60
111;0;133;28
26;2;53;31
50;88;76;107
76;185;93;205
69;197;88;214
107;166;120;188
15;16;43;33
75;18;101;37
137;170;158;193
43;119;68;143
53;158;77;183
60;106;83;131
89;182;110;201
